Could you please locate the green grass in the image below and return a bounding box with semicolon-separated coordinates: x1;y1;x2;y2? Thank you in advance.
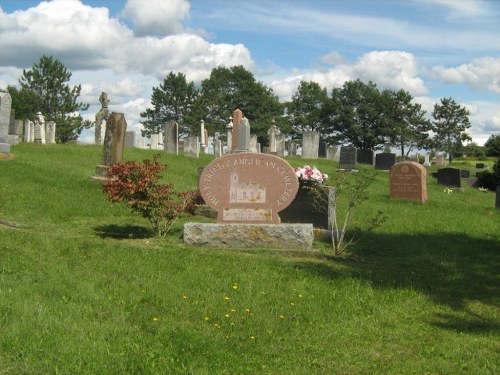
0;143;499;374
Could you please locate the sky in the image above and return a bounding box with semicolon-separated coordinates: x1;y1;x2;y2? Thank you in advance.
0;0;499;145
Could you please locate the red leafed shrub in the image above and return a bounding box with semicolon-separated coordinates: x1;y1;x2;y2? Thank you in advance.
102;154;197;236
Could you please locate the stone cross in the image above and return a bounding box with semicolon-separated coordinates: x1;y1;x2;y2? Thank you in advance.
95;92;110;144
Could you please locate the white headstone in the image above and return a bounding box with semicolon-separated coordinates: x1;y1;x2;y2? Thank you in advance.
46;121;56;144
302;131;320;159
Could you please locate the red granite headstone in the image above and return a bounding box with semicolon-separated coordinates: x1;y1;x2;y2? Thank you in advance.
389;161;427;203
199;152;299;223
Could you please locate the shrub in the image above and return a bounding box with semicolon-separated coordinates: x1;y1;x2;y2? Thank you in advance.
475;157;500;191
102;154;197;236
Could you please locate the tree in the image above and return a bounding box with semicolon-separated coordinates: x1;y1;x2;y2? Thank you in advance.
18;55;90;143
432;97;471;163
140;71;199;138
328;79;386;149
287;81;329;139
484;134;500;156
197;65;282;142
6;85;41;121
382;89;433;158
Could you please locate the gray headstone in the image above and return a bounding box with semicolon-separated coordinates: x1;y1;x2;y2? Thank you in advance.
327;146;339;161
125;131;136;148
235;117;250;152
302;131;320;159
423;154;431;167
24;120;33;143
437;167;461;188
249;134;258;153
184;136;199;158
95;92;110;145
435;154;446;167
214;139;222;157
375;153;396;170
318;141;327;158
101;112;127;166
339;146;357;170
46;121;56;144
288;142;297;156
276;133;286;157
164;121;179;155
33;112;46;144
0;93;12;144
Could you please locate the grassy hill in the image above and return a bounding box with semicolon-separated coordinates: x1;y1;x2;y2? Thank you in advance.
0;143;498;374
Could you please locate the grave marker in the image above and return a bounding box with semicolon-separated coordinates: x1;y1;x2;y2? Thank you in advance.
302;130;320;159
338;146;357;170
184;136;199;158
0;93;12;153
93;112;127;179
164;121;179;155
199;153;299;224
390;161;427;203
231;109;243;152
357;149;374;165
375;153;396;170
437;168;461;188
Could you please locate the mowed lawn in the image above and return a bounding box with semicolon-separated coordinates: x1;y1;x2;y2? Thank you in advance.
0;143;499;374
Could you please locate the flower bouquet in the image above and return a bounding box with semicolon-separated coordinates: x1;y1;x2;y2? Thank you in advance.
294;165;328;187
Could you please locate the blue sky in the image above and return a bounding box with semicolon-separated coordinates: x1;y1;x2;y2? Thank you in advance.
0;0;499;145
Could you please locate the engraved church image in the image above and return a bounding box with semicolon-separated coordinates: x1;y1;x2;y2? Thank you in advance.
229;171;266;204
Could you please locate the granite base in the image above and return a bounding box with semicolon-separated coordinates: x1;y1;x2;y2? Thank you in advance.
184;222;314;250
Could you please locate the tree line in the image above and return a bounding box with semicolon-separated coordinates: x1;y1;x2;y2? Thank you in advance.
3;56;499;160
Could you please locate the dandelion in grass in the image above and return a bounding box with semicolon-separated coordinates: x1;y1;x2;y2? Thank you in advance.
290;302;295;306
224;296;230;301
444;187;453;194
224;314;230;318
298;294;303;298
214;323;221;329
152;317;158;321
230;308;236;313
245;308;251;313
232;283;238;290
250;336;256;340
279;315;285;320
182;295;188;299
204;316;210;321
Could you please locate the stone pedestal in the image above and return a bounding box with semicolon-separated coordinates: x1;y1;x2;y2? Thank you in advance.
183;223;314;250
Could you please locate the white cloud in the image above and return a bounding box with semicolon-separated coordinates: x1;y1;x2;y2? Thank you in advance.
320;52;346;65
121;0;191;37
428;57;500;94
414;0;492;18
269;51;427;101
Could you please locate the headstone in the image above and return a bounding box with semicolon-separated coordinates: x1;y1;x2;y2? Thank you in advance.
235;117;250;152
200;120;206;152
7;110;20;145
460;170;471;179
435;154;446;167
164;121;179;155
249;134;258;153
214;139;222;157
267;120;279;154
375;153;397;170
199;152;299;224
496;186;500;209
11;119;23;137
357;149;374;165
327;146;339;161
226;117;233;152
0;93;12;153
95;92;110;144
33;112;46;144
281;186;335;229
24;120;33;143
475;163;485;169
276;133;286;157
437;168;461;188
46;121;56;144
136;136;145;149
150;133;159;150
93;112;127;178
288;142;297;157
125;131;136;148
231;109;243;152
338;146;357;170
390;161;427;203
302;131;320;159
184;136;199;158
318;141;327;158
423;154;431;168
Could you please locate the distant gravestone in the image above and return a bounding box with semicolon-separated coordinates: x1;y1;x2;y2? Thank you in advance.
375;153;397;170
496;187;500;209
318;141;327;158
23;120;33;143
390;161;427;203
423;154;431;168
435;154;446;167
288;142;297;157
475;163;485;169
302;131;320;159
0;93;12;153
199;152;299;224
235;117;250;152
338;146;357;170
249;134;258;153
437;168;461;188
214;139;222;157
184;136;199;158
357;149;374;165
268;121;279;153
460;170;471;179
231;109;243;152
46;121;56;144
93;112;127;179
164;121;178;155
327;146;339;161
276;133;286;157
33;112;46;144
95;92;110;145
125;131;136;148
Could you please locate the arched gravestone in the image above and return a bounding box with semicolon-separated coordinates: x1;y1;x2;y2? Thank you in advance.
390;161;427;203
199;152;299;224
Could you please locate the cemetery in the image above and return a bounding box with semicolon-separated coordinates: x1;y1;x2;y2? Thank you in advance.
1;130;499;373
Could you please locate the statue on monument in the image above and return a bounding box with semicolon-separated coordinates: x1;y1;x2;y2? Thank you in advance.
95;92;110;144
